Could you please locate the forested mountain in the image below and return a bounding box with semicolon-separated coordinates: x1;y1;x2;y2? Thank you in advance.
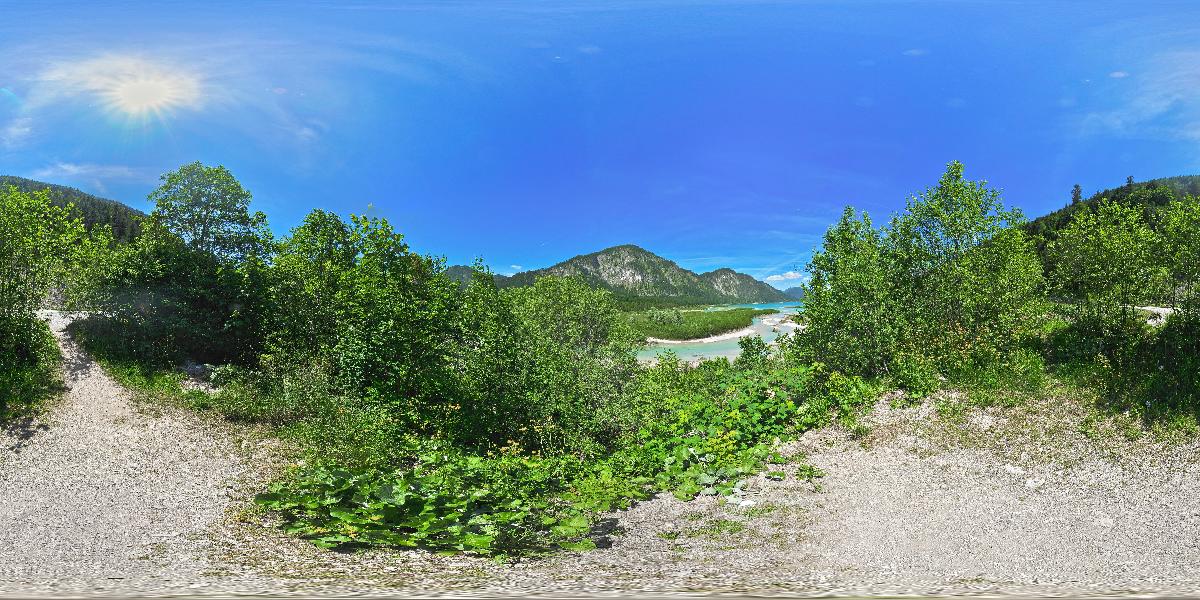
699;268;791;302
445;264;511;287
782;286;805;300
494;244;788;305
0;176;143;242
1025;175;1200;258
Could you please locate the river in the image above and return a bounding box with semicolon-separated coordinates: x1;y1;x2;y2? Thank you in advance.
636;301;802;363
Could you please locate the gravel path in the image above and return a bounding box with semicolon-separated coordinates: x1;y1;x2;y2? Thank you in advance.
0;312;261;595
5;312;1200;596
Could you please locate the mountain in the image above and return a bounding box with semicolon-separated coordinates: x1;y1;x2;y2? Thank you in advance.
498;244;789;305
1025;175;1199;259
699;268;791;303
0;176;144;242
782;286;806;300
445;264;511;288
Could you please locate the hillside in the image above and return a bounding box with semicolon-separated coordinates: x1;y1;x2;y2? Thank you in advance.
782;286;805;300
1025;175;1199;258
496;244;788;305
0;176;144;242
445;264;511;287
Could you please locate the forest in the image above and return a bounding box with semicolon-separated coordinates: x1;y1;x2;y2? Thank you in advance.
626;307;778;340
2;159;1197;556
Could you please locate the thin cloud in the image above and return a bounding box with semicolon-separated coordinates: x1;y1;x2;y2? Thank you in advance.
1109;70;1130;79
902;48;928;57
0;33;480;164
764;271;805;283
1083;50;1200;141
31;162;144;180
1;117;32;148
510;264;524;271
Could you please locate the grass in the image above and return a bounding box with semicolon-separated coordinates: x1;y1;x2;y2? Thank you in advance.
0;320;64;423
628;307;778;340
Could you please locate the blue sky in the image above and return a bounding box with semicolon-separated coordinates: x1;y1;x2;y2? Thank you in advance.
3;1;1199;287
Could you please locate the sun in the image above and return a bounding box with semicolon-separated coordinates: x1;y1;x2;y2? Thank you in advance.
44;55;204;119
102;71;201;117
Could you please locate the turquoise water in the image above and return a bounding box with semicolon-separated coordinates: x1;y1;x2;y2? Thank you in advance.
636;301;802;363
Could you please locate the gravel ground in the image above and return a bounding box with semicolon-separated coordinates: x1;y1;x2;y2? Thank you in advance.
5;312;1200;597
0;312;273;596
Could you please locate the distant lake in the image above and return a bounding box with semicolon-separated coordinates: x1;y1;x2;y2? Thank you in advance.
636;301;802;363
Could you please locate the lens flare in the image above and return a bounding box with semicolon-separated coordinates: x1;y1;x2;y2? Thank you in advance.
44;55;204;120
104;74;199;116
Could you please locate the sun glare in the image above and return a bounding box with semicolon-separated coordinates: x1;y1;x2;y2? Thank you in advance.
47;55;204;119
105;74;198;116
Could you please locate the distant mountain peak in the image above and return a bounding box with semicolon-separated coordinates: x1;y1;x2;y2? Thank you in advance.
495;244;789;304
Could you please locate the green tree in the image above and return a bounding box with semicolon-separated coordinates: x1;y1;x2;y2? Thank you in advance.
799;207;897;376
1071;184;1083;205
78;164;273;365
271;210;461;406
148;162;270;262
887;161;1043;366
0;186;84;414
1160;195;1200;317
0;187;83;327
1050;200;1158;361
1051;200;1157;313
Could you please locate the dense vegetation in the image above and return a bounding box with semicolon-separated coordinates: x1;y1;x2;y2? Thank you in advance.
0;186;83;419
24;158;1199;559
67;162;870;557
800;162;1199;420
627;307;777;340
1025;174;1200;266
0;176;143;243
798;161;1044;388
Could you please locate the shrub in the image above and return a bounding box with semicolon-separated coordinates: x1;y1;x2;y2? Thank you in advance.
798;162;1045;388
0;186;82;418
798;207;897;376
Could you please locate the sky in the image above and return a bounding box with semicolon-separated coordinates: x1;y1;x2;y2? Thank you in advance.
3;1;1200;287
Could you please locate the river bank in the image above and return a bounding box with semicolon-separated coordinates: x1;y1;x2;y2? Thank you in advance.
637;302;801;362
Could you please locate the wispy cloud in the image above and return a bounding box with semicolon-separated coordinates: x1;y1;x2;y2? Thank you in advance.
510;264;524;271
902;48;928;57
1083;50;1200;141
1108;70;1130;79
0;33;480;164
28;162;151;193
764;270;805;283
1;117;32;148
31;162;143;180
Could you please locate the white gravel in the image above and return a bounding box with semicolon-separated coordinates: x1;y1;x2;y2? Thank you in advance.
0;312;266;595
5;312;1200;597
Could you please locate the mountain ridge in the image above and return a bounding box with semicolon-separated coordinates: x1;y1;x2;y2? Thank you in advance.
0;175;144;242
476;244;789;305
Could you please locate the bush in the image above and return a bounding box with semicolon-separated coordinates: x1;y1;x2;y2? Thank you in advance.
0;319;62;420
259;334;873;557
797;207;897;376
798;162;1045;389
0;186;82;420
69;163;886;559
